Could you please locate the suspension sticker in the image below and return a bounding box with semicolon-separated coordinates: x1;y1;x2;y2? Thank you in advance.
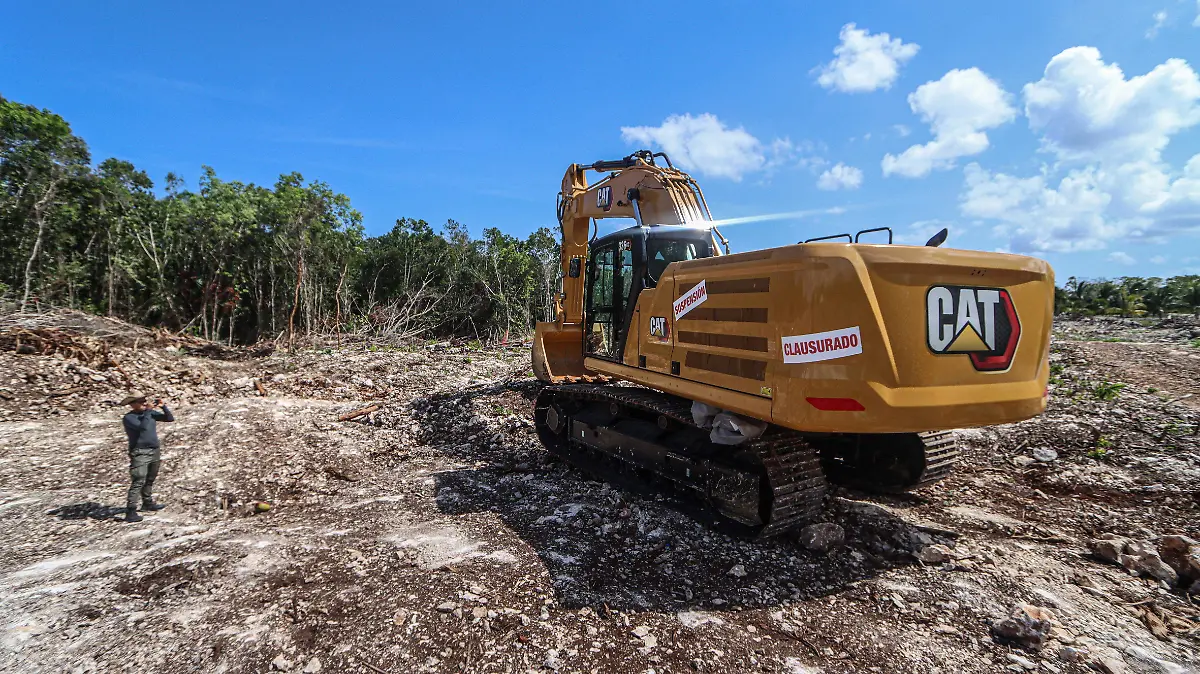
673;280;708;320
782;326;863;364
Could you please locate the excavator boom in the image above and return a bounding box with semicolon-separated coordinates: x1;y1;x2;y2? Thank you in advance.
535;151;720;380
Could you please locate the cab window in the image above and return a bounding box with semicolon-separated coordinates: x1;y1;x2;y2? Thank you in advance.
646;239;702;287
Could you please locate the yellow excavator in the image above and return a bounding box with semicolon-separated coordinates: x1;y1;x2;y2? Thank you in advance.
533;150;1053;537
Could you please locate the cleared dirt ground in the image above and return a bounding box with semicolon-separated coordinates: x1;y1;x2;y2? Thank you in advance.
0;314;1196;674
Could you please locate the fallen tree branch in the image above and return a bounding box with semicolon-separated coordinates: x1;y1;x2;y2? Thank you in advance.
1163;393;1194;408
1008;534;1070;544
338;404;380;422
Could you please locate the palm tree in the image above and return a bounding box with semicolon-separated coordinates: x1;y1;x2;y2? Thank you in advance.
1181;281;1200;317
1142;285;1171;317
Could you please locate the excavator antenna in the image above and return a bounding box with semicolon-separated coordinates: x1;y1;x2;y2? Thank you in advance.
925;227;949;247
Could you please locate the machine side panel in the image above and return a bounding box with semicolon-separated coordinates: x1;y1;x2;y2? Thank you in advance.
588;243;1054;434
632;286;675;374
668;250;788;401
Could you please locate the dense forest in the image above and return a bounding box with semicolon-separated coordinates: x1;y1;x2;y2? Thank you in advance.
0;95;560;346
4;95;1200;348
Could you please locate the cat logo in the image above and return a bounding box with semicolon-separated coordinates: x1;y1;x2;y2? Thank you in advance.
648;316;670;341
596;186;612;211
926;285;1021;372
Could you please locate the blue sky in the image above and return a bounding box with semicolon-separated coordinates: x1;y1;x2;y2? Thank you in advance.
3;1;1199;280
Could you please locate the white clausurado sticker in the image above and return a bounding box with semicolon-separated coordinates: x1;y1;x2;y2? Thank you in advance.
782;326;863;364
672;280;708;320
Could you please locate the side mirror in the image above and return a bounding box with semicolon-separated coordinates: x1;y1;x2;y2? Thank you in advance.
925;228;949;247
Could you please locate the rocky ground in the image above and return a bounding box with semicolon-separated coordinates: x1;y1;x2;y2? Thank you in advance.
0;311;1197;674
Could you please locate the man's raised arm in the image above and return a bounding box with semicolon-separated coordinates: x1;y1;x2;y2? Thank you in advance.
151;401;174;423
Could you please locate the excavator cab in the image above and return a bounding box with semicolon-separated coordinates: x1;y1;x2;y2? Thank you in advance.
583;225;714;362
532;151;720;383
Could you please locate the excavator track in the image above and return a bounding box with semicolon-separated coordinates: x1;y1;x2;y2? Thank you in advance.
534;384;826;538
815;430;958;494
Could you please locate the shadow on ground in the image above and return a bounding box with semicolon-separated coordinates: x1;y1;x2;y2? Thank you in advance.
412;383;955;613
48;502;127;520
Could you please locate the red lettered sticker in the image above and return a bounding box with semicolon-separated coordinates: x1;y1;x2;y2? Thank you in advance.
782;326;863;364
673;280;708;320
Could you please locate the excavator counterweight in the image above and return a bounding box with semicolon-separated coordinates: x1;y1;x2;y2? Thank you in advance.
532;151;1054;536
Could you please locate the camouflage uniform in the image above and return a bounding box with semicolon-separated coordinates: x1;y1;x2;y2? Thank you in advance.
122;406;173;510
127;446;162;510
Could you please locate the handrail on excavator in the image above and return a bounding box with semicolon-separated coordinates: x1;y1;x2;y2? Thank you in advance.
855;227;893;244
803;233;852;243
802;226;895;245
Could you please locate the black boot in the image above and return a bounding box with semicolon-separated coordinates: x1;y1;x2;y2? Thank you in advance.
124;507;144;523
141;501;166;512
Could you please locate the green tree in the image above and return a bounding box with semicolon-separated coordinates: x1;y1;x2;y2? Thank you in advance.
0;93;576;345
0;96;91;310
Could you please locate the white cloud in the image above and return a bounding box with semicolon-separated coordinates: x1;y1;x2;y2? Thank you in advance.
882;68;1017;178
1195;0;1200;27
815;23;919;93
762;137;800;173
1023;47;1200;164
960;164;1122;252
1109;251;1137;265
1147;10;1167;39
797;156;829;172
893;124;911;137
958;47;1200;253
895;219;955;245
816;163;864;191
620;113;790;181
1150;255;1168;264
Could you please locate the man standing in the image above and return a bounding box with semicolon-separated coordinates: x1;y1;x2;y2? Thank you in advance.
120;394;174;523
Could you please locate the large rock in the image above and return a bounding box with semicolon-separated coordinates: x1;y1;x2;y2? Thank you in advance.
1032;447;1058;462
990;604;1055;651
1093;534;1198;587
1158;535;1200;584
1093;655;1129;674
916;544;954;564
1058;647;1088;663
1123;645;1188;674
797;523;845;553
1089;534;1129;563
1118;551;1179;585
1006;654;1036;670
